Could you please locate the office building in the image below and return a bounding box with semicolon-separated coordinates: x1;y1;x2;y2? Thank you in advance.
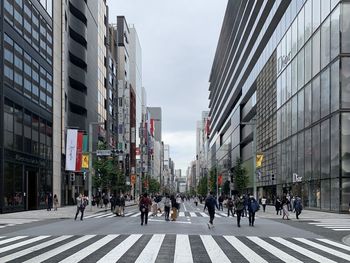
1;0;53;212
209;0;349;212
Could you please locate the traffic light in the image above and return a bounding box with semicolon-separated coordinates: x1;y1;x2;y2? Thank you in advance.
70;173;75;182
271;174;275;181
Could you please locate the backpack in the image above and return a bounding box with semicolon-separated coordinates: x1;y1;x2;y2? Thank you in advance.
164;198;171;207
251;200;260;212
227;200;234;208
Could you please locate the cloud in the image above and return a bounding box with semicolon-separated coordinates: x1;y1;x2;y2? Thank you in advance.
163;131;196;173
107;0;227;171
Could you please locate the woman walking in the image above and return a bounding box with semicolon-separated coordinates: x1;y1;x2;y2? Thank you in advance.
53;194;59;211
282;196;290;220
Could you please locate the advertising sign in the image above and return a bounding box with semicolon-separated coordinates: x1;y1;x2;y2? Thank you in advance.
75;132;83;171
81;154;89;169
65;129;78;171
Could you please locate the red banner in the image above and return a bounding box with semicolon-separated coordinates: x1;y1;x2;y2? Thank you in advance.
150;119;155;137
75;132;83;171
218;174;223;186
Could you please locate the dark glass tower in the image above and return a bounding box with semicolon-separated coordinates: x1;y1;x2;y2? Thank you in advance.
1;0;53;213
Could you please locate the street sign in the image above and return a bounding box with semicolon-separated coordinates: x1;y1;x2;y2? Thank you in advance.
96;150;111;156
131;174;136;184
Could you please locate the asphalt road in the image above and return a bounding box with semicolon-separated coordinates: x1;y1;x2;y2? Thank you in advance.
0;200;349;262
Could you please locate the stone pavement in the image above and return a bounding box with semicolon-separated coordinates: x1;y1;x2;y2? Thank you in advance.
0;200;137;220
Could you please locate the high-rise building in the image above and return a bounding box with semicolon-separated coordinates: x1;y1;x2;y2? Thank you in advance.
1;0;53;212
59;0;108;204
147;107;162;142
209;0;349;212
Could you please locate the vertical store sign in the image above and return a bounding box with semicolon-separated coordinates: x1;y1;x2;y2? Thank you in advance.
65;129;78;171
75;132;83;171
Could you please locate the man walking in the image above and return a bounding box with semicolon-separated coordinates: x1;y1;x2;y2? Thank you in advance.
204;191;219;229
261;196;267;212
294;196;303;219
74;194;87;221
139;193;152;225
247;194;259;226
234;195;244;227
227;197;234;217
218;195;224;211
164;194;171;221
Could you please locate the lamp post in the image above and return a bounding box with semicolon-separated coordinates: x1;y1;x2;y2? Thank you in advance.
88;122;104;211
241;119;257;200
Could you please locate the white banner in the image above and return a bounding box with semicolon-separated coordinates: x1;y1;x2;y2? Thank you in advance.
65;129;78;171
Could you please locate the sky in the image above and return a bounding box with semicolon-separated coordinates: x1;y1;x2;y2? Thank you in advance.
107;0;227;174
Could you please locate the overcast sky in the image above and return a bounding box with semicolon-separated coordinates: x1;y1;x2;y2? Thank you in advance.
107;0;227;174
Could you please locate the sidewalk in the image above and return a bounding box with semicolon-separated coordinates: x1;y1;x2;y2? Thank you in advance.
0;200;137;220
257;205;350;220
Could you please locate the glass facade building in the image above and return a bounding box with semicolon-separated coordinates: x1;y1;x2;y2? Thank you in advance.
209;0;350;212
1;0;53;213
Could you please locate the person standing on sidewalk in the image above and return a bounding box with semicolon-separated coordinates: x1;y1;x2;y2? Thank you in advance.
234;195;244;227
139;193;152;225
261;196;267;212
53;194;59;211
204;191;219;229
247;195;259;226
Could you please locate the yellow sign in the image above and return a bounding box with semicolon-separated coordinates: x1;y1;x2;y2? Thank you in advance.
256;154;264;168
82;154;89;168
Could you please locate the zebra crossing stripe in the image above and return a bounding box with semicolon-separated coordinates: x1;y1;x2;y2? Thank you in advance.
200;212;209;217
294;238;350;261
97;234;142;262
174;234;193;263
247;236;302;263
179;212;185;217
317;238;350;251
0;235;49;254
0;236;27;245
135;234;165;263
131;212;141;217
22;235;96;263
271;237;337;263
0;236;73;263
59;235;119;263
200;235;230;263
223;236;268;263
94;212;114;218
189;212;197;217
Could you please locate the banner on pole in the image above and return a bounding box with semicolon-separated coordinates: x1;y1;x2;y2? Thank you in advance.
75;132;83;171
81;154;89;169
65;129;78;171
256;154;264;168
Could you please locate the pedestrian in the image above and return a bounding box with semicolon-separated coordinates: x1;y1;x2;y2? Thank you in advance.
247;195;259;226
103;194;109;211
46;193;53;211
139;193;152;225
115;195;121;216
110;194;116;213
275;197;282;215
204;191;219;229
120;194;125;216
294;196;303;219
170;195;177;221
194;196;199;206
282;196;290;220
227;197;234;217
218;195;224;211
242;195;248;217
261;196;267;212
53;194;59;211
234;195;244;227
164;194;171;221
176;195;181;212
75;194;87;221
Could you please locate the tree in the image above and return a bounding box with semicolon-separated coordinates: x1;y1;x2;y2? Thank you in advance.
197;175;208;196
209;167;217;195
149;178;160;194
233;157;248;195
93;142;126;194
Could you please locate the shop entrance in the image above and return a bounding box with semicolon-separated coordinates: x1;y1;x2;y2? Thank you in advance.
25;168;38;210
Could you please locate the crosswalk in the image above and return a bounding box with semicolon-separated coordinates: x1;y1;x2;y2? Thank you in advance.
85;211;229;219
309;219;350;232
0;219;40;229
0;234;349;262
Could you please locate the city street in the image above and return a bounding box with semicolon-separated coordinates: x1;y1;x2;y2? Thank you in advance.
0;201;350;262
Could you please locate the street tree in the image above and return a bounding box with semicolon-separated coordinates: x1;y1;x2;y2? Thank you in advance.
197;175;208;196
233;157;248;195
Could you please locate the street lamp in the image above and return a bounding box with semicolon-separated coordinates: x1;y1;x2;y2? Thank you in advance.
241;119;257;200
88;122;104;211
